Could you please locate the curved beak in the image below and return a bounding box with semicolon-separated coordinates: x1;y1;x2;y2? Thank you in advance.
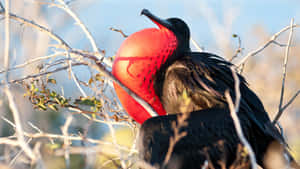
141;9;172;30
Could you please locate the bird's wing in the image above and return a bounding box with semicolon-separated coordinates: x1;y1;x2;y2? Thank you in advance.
160;52;284;143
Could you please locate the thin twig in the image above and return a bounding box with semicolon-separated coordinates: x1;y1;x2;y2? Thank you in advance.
53;0;111;67
54;146;126;157
76;52;159;117
273;90;300;124
102;100;127;168
230;34;243;61
273;18;294;124
9;138;33;167
0;52;66;74
67;51;88;97
191;37;203;52
225;67;257;169
0;62;86;85
237;24;299;66
0;10;70;50
0;138;19;146
110;27;128;38
61;116;73;169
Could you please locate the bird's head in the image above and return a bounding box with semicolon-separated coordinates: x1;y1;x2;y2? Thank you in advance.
141;9;190;55
112;9;190;124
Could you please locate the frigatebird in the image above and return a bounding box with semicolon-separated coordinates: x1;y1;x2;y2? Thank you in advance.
112;9;298;169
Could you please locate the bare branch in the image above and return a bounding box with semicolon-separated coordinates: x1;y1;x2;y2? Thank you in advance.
273;19;295;124
225;67;257;169
0;52;66;75
273;90;300;124
237;24;300;66
74;51;159;117
230;34;243;61
67;51;88;97
61;116;73;168
0;138;19;146
53;0;111;67
0;62;86;85
110;27;128;38
0;10;70;50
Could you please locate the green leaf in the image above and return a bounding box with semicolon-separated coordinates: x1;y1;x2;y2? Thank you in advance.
38;103;47;111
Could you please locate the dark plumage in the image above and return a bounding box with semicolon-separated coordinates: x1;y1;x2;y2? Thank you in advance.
140;108;264;169
136;9;298;169
141;52;287;168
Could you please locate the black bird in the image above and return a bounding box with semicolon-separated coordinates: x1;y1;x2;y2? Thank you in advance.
112;9;298;169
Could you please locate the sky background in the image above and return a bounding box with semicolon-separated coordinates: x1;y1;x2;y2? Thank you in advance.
59;0;300;57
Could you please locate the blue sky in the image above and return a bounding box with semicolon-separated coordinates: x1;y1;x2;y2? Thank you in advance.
65;0;300;57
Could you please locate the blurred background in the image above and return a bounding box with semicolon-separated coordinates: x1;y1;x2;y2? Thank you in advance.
0;0;299;168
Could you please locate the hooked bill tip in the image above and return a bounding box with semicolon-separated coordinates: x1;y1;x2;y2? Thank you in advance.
141;9;150;16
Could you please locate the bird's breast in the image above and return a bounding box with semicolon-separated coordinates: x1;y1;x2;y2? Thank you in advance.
112;28;178;123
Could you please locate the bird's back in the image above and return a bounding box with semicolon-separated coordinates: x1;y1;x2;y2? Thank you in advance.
139;108;273;169
144;52;290;168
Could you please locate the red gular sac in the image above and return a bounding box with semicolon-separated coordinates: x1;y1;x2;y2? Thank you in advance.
112;17;178;124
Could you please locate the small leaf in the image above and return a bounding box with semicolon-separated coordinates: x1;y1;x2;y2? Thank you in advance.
47;78;57;84
38;104;47;111
50;91;57;98
48;104;58;112
95;73;103;81
46;143;60;150
88;78;94;85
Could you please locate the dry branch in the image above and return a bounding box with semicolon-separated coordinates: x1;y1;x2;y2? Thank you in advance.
110;27;128;38
237;24;300;66
273;19;295;124
1;117;134;153
225;67;257;169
